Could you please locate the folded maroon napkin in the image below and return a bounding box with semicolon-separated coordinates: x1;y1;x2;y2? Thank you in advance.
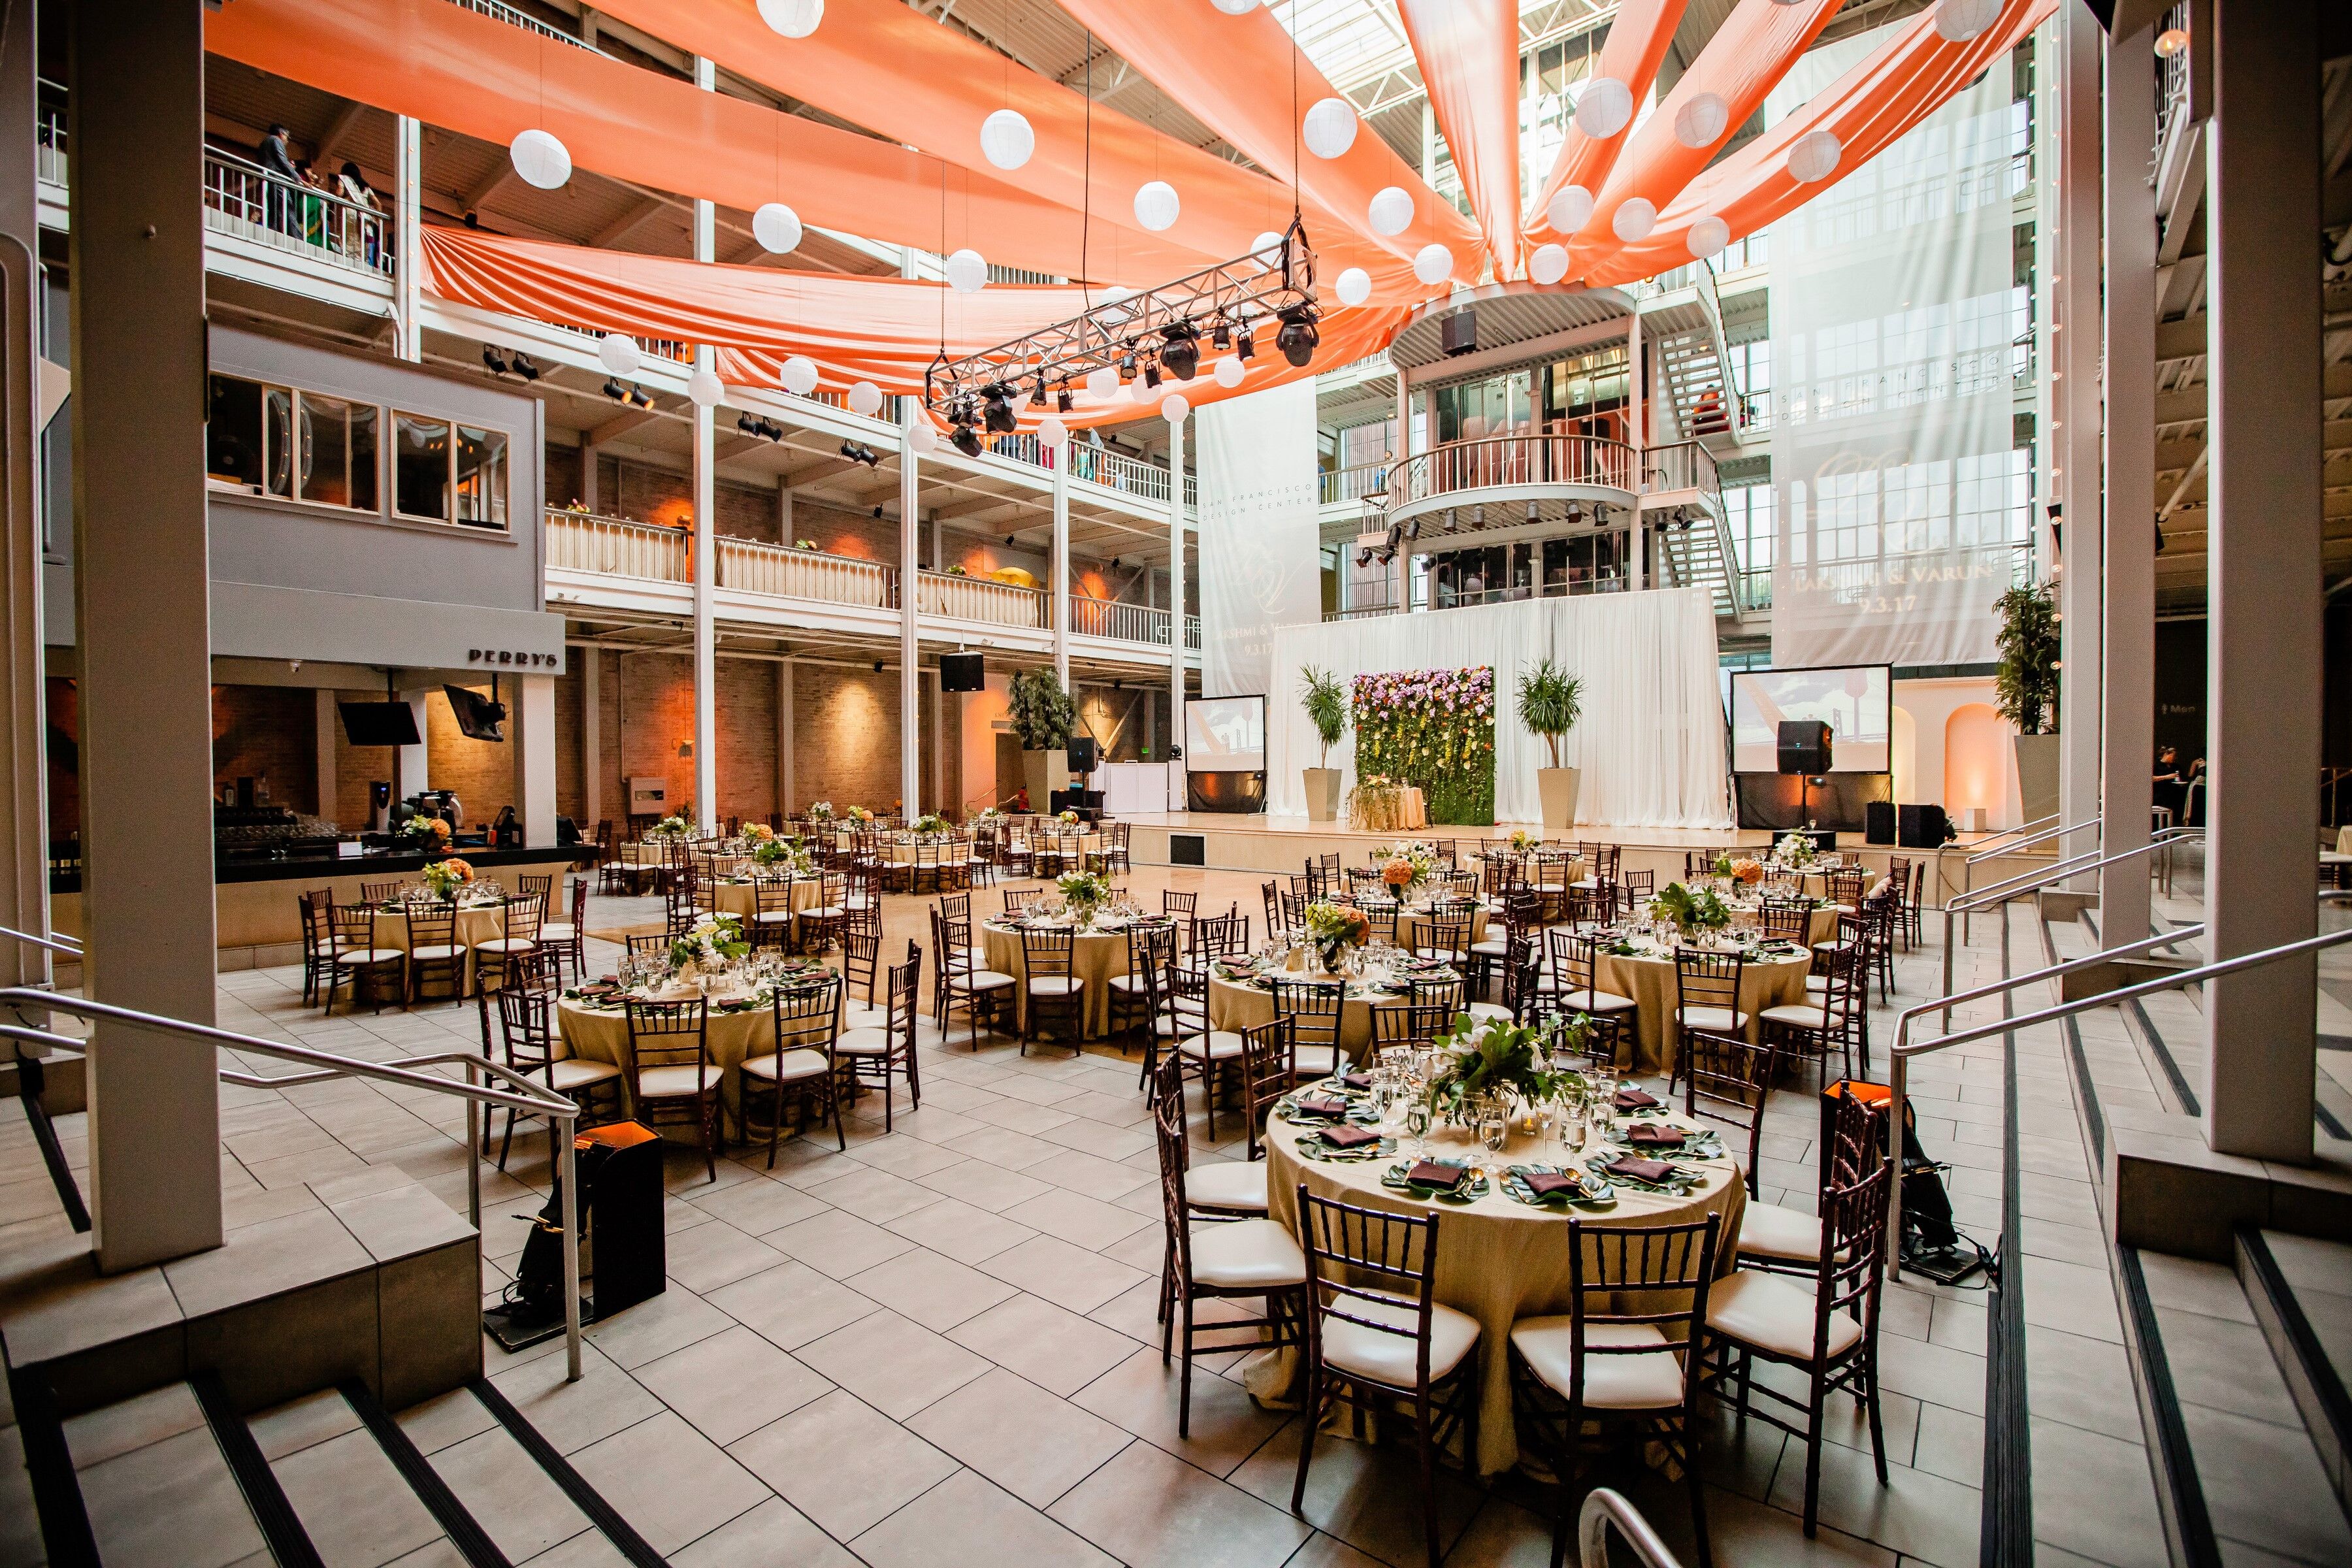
1614;1087;1660;1111
1341;1072;1376;1090
1293;1097;1349;1119
1604;1156;1674;1184
1319;1125;1381;1149
1405;1160;1467;1191
1524;1169;1582;1198
1624;1122;1685;1148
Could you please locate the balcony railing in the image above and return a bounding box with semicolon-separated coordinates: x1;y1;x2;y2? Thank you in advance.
1386;433;1636;512
1642;440;1721;498
201;150;393;280
917;570;1047;629
719;538;896;608
1071;595;1173;645
1321;462;1389;506
1075;449;1173;505
36;79;64;188
546;510;689;582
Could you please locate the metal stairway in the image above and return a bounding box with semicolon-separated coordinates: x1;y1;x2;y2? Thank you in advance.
1650;502;1748;622
1648;260;1748;458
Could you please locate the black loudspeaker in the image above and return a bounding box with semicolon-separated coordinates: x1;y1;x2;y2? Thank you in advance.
1441;307;1477;357
1899;804;1950;848
1864;800;1897;845
1066;736;1099;774
1777;719;1833;775
938;651;985;693
580;1122;665;1318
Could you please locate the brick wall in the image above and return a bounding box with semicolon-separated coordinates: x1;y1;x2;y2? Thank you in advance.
212;685;319;815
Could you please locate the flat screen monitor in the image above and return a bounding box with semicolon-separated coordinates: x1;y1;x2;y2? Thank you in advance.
1729;665;1891;774
1185;695;1265;774
444;683;508;742
338;701;421;749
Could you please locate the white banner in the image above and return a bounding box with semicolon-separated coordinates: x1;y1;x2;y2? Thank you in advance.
1196;380;1323;700
1767;26;2025;669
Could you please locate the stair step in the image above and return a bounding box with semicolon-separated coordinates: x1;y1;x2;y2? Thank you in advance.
2239;1228;2352;1520
395;1386;625;1567
251;1388;461;1568
62;1383;269;1568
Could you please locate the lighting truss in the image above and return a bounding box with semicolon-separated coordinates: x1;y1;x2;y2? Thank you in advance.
924;218;1318;421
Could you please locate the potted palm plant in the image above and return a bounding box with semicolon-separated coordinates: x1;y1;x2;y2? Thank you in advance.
1995;585;2061;823
1518;657;1584;830
1009;667;1077;811
1298;664;1348;822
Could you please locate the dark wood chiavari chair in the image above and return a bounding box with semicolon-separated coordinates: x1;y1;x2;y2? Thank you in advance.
1019;926;1085;1056
324;904;403;1015
1108;921;1178;1047
1269;977;1347;1085
623;996;721;1181
740;973;845;1162
933;906;1015;1046
474;891;544;994
838;941;923;1129
402;902;466;1006
485;975;624;1169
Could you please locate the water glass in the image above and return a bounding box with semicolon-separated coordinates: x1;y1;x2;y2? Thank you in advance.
1403;1101;1431;1160
1478;1104;1509;1156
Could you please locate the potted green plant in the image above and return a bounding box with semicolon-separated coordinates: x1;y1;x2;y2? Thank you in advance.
1995;585;2062;823
1298;663;1348;822
1517;657;1584;830
1009;667;1077;811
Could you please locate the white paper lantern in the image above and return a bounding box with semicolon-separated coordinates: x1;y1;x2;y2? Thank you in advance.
1252;231;1285;257
1037;414;1069;448
1134;180;1180;232
1302;97;1358;160
756;0;823;38
752;202;802;255
1546;184;1595;235
596;333;641;376
944;248;989;293
1788;129;1842;184
687;368;724;408
1934;0;2002;42
905;420;938;455
1674;92;1729;150
846;380;883;417
1213;357;1246;389
1367;186;1415;237
1413;244;1452;286
1527;243;1569;286
1687;215;1731;260
1160;394;1190;424
1211;0;1260;12
508;128;571;190
1575;77;1633;139
980;108;1034;171
779;356;819;396
1085;366;1120;400
1333;267;1371;307
1610;198;1658;242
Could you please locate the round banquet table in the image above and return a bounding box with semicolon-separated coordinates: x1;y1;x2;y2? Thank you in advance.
707;877;826;934
1243;1107;1746;1476
1205;971;1442;1065
979;917;1172;1039
368;902;511;995
1592;945;1815;1076
557;993;781;1120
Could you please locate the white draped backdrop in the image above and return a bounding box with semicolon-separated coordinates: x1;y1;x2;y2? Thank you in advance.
1265;589;1731;828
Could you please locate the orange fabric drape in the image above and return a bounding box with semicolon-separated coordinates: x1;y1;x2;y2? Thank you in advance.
203;0;1217;286
1054;0;1482;287
1397;0;1524;278
1582;0;2054;288
1522;0;1689;248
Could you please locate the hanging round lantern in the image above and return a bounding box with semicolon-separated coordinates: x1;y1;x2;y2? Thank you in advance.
1160;394;1190;424
780;356;819;397
1611;198;1658;242
980;108;1035;171
1575;78;1633;139
944;248;989;293
756;0;823;39
597;333;641;376
1134;180;1181;232
1334;267;1371;307
1085;365;1120;400
1687;215;1731;260
1367;186;1414;237
1213;357;1246;389
752;202;803;255
508;129;572;190
1788;129;1842;184
1674;92;1729;150
1251;231;1285;258
1302;97;1358;160
846;380;883;417
687;368;725;408
1527;243;1569;286
1037;414;1070;448
1413;244;1452;286
905;420;938;455
1934;0;2003;43
1546;184;1595;235
1211;0;1260;12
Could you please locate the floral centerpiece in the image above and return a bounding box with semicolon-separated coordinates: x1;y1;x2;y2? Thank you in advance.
911;813;951;838
1057;870;1112;924
647;813;691;841
419;857;474;900
1508;828;1539;853
806;801;835;823
400;814;452;851
1301;900;1371;972
1423;1015;1573;1128
1729;857;1763;886
846;806;874;824
1371;841;1439;900
1058;808;1081;825
1772;831;1820;869
974;805;1003;822
1647;881;1731;939
668;913;749;982
751;835;809;875
742;821;776;844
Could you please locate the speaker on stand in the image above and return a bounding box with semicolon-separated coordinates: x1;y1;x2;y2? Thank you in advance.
1777;720;1833;827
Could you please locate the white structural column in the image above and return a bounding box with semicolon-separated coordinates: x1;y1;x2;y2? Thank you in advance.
393;116;421;363
70;0;221;1270
514;673;558;845
0;0;49;987
397;692;430;802
1627;312;1645;591
2100;22;2157;948
313;692;338;828
1166;413;1186;768
2055;2;2104;855
900;415;921;815
2203;0;2320;1161
1053;439;1071;691
690;58;717;829
777;661;794;816
581;650;601;830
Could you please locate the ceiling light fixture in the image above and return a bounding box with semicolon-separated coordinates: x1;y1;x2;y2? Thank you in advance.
1275;303;1320;368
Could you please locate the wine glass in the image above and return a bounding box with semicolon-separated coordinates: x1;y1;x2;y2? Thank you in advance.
1403;1099;1431;1161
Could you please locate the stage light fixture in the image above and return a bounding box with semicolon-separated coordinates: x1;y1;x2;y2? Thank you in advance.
512;352;542;382
1565;503;1584;525
738;412;760;436
840;440;881;468
1143;361;1163;391
1235;325;1256;361
1159;322;1200;380
482;344;510;375
1056;382;1074;413
1211;318;1232;350
981;384;1018;434
631;385;657;409
1443;508;1458;532
1118;353;1137;383
1356;547;1373;568
952;425;983;457
1403;517;1420;540
602;377;629;402
1526;499;1540;523
1028;378;1049;410
1469;505;1484;528
1275;304;1320;367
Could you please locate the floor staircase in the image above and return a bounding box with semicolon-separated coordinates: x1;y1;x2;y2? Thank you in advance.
1647;259;1748;459
1650;506;1747;621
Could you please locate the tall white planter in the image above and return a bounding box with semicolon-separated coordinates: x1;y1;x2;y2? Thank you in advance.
2012;734;2061;825
1022;748;1070;811
1537;767;1581;830
1303;768;1343;822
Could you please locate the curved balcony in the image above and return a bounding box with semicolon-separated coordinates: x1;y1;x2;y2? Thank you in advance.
1382;433;1638;534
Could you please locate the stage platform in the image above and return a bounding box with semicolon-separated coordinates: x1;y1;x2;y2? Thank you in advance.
1119;813;2043;911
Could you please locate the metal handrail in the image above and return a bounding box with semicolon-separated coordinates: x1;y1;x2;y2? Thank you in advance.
0;923;80;958
1941;828;2204;1017
1957;815;2099;940
1578;1489;1685;1568
0;985;586;1382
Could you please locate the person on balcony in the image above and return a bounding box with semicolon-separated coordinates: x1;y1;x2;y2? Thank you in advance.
257;123;303;235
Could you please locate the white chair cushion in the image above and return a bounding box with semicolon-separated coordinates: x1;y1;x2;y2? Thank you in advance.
1705;1269;1860;1363
547;1058;622;1092
1318;1290;1480;1386
1185;1162;1269;1213
1678;1005;1748;1035
1469;937;1511;956
634;1063;713;1098
476;938;539;955
1189;1218;1307;1290
406;943;464;961
1735;1201;1825;1264
807;906;846;920
742;1048;832;1085
1290;1044;1342;1079
1178;1030;1247;1062
541;923;577;942
1026;975;1083;996
338;949;404;966
1509;1317;1687;1411
753;911;796;925
1465;1002;1513;1024
1411;947;1462;963
1107;973;1152;994
1556;988;1638;1015
1759;1002;1831;1032
953;970;1018;992
835;1026;896;1056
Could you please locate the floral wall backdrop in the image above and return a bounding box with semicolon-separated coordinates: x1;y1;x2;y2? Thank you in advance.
1351;666;1497;826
